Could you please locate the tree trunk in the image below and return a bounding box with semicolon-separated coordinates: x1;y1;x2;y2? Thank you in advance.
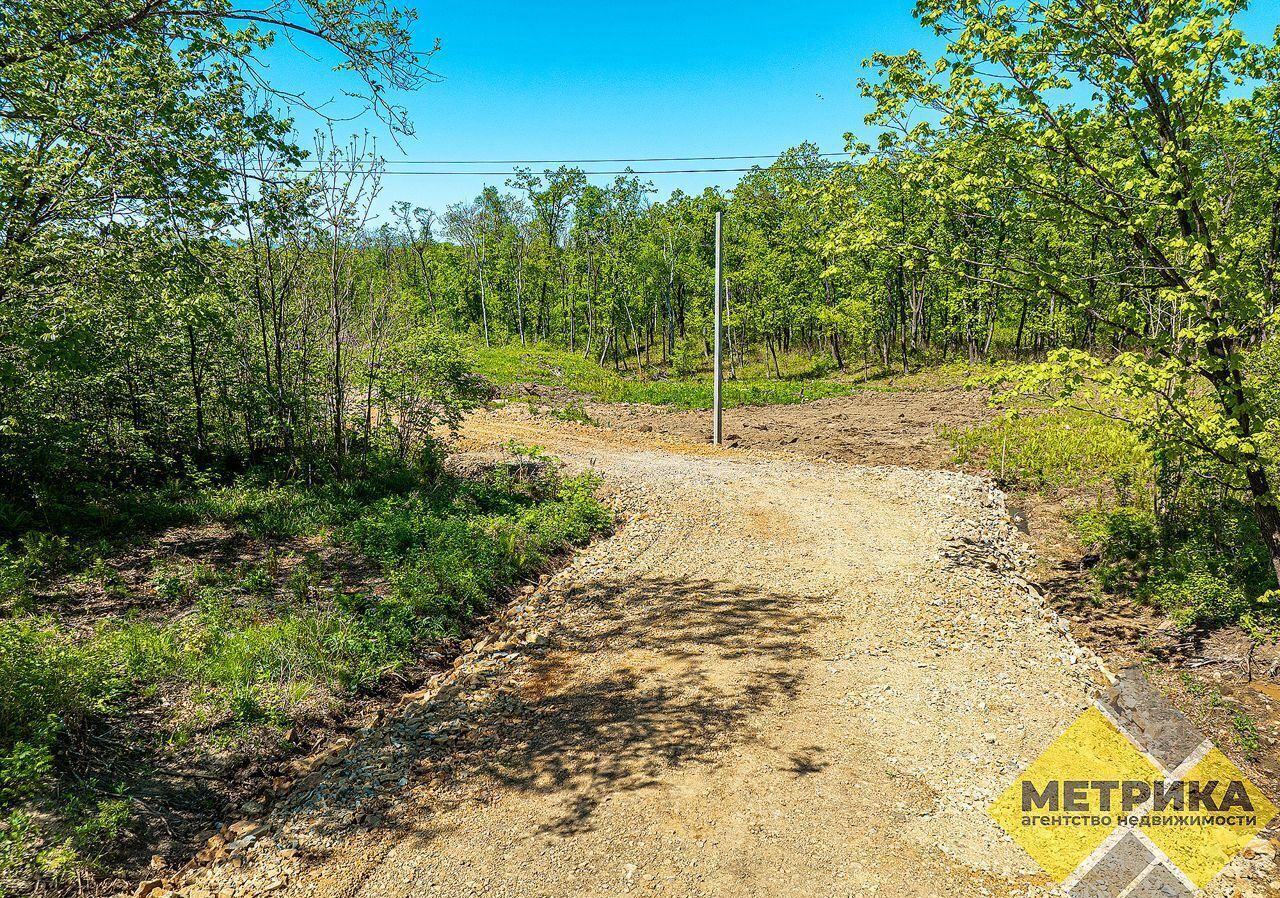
1014;293;1029;358
1246;467;1280;587
477;259;491;347
186;324;206;456
332;308;345;468
515;257;526;346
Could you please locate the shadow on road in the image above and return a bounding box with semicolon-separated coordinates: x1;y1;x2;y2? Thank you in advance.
283;572;822;860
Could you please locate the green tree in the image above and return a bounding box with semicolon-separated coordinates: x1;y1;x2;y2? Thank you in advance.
863;0;1280;583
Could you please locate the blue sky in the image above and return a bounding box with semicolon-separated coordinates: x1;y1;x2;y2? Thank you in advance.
270;0;1280;216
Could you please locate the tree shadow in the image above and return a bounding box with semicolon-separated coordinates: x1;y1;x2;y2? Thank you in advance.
783;746;830;776
1035;559;1204;662
282;573;822;854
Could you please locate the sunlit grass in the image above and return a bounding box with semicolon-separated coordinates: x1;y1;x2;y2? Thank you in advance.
943;407;1154;508
0;458;611;882
471;344;854;409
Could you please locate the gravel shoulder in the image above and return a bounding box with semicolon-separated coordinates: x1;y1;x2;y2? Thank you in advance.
174;406;1124;898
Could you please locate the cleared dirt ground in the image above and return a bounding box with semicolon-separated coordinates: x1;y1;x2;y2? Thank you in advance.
567;388;1280;807
177;404;1110;898
166;396;1280;898
518;384;994;469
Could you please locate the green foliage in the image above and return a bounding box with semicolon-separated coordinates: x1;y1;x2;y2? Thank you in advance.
552;400;598;426
950;402;1280;630
0;461;610;886
1;1;438;509
14;0;1280;881
0;622;100;762
947;409;1154;505
1076;501;1261;628
1072;508;1161;595
0;731;55;806
473;345;853;410
1232;709;1263;760
670;334;707;377
857;0;1280;584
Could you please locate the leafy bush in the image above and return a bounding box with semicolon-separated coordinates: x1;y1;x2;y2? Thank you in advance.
948;404;1279;631
670;334;705;377
0;622;98;765
1153;571;1251;630
1073;507;1160;594
0;456;612;885
0;534;74;615
552;400;597;426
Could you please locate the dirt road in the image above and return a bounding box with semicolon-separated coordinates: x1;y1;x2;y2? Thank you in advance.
181;407;1106;898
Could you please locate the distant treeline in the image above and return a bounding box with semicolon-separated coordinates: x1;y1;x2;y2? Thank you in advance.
8;0;1280;586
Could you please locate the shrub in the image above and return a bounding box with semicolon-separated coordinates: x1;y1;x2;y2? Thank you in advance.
552;400;597;426
949;403;1280;631
1152;570;1251;630
0;622;98;752
1073;507;1160;594
0;454;612;887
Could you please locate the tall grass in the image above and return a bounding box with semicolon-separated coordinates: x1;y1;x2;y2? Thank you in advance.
945;409;1154;509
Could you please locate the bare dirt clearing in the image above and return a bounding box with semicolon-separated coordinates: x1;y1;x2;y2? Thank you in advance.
517;383;993;469
174;404;1129;898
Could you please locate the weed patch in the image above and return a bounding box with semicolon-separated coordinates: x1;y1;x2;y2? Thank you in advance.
0;457;611;891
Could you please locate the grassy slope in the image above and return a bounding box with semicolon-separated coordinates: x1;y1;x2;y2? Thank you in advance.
947;408;1278;631
0;456;611;889
472;345;856;408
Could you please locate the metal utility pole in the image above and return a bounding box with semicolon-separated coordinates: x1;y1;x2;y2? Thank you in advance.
712;210;724;446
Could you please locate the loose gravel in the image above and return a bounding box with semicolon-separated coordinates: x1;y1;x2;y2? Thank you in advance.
149;409;1278;898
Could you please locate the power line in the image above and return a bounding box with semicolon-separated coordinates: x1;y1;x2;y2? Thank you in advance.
306;152;849;165
307;166;843;176
255;150;854;177
278;157;854;177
